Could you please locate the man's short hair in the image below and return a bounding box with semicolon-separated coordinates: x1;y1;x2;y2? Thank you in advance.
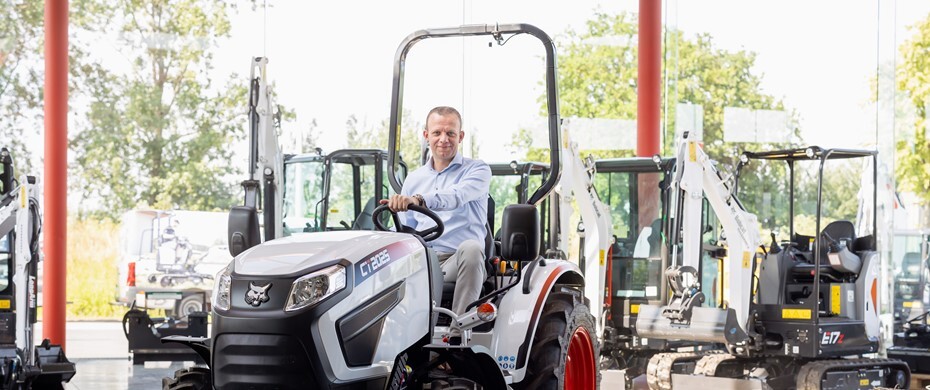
425;106;462;129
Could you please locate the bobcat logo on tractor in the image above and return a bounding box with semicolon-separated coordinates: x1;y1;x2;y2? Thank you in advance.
245;282;272;307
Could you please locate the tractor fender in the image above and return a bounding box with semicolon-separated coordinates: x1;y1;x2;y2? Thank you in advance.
488;259;584;383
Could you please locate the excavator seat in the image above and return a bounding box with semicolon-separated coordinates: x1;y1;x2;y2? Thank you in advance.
820;220;856;248
789;220;861;281
819;220;860;274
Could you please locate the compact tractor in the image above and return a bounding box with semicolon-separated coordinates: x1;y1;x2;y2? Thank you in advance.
163;23;599;390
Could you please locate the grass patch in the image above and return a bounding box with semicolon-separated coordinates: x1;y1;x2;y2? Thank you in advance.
63;217;124;320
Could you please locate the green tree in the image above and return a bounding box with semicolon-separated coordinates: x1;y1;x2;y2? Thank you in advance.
346;111;425;172
547;12;798;161
507;127;551;163
896;13;930;226
71;0;248;218
303;118;320;153
0;1;43;172
520;11;816;236
0;0;111;174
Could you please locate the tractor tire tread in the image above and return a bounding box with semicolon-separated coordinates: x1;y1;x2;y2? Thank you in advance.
162;366;211;390
514;286;599;390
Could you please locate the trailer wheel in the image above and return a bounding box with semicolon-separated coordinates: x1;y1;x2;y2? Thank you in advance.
516;286;599;390
174;294;205;320
162;366;211;390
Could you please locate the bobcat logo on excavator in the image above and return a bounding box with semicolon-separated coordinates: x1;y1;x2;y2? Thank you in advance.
245;282;272;307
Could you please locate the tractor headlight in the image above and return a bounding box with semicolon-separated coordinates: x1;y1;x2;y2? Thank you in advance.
213;263;233;311
285;264;347;312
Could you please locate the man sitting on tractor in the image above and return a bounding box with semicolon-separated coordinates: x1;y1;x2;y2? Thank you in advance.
382;106;491;315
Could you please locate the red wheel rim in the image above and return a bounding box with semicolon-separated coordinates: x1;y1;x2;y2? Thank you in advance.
564;326;596;389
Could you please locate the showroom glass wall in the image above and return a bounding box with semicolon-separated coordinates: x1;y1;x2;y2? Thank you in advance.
225;1;646;256
58;0;928;338
882;1;930;332
664;0;930;347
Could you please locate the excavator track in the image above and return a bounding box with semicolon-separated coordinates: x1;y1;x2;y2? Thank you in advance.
796;358;910;390
647;351;719;390
693;352;736;377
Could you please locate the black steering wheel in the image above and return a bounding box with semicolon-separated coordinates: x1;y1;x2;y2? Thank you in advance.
372;204;444;242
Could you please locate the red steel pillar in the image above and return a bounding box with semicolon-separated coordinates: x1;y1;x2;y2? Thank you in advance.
637;0;661;158
44;0;68;349
638;0;662;227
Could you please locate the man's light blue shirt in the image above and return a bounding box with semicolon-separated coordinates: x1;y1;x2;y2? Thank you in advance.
401;152;491;255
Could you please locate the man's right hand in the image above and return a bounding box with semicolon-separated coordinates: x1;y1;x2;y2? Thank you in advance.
380;195;418;212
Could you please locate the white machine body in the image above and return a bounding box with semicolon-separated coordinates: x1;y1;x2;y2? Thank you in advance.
677;134;762;331
485;259;584;383
555;124;613;329
2;177;39;365
226;230;583;385
637;130;762;345
248;57;284;239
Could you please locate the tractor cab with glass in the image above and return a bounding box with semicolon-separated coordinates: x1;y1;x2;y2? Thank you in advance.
282;149;406;235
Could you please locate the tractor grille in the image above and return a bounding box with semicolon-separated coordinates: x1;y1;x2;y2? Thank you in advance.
213;334;315;389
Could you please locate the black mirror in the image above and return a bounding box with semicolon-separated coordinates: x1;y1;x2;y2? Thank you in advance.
500;204;540;262
228;206;261;257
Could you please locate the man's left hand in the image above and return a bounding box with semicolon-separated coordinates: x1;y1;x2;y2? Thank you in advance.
380;195;418;212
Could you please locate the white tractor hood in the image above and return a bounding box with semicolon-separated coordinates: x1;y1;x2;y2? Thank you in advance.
233;230;423;276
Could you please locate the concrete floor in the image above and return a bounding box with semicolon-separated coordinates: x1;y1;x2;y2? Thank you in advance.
35;321;200;390
67;360;196;390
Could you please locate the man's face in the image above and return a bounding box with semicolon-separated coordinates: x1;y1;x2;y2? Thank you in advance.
424;113;463;164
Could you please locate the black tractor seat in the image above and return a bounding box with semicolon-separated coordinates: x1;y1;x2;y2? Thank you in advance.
436;200;541;329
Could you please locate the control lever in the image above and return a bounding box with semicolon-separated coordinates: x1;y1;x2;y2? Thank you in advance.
820;231;840;252
769;232;781;255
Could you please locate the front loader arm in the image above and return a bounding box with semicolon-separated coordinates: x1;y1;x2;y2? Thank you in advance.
245;57;284;241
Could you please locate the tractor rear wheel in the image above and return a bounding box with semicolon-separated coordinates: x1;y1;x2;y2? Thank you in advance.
162;366;211;390
517;286;599;390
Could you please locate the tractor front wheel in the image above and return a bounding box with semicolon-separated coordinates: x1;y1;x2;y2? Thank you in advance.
162;366;211;390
